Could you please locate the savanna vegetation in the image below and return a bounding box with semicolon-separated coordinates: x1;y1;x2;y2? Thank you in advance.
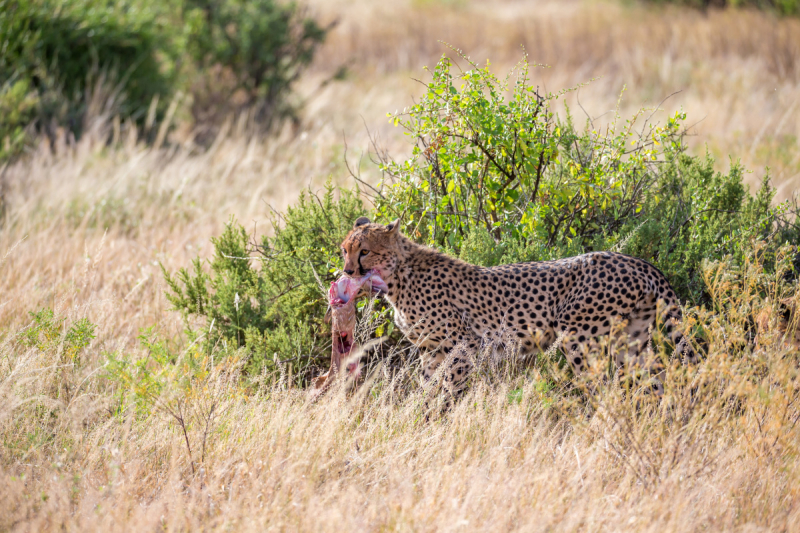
0;0;326;160
1;0;800;531
646;0;800;16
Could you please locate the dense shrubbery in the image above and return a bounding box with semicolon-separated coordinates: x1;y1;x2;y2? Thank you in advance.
0;0;326;160
184;0;327;129
643;0;800;15
163;54;799;383
0;0;173;157
376;55;797;305
163;184;366;378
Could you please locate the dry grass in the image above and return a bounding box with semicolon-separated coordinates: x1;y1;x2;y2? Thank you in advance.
1;0;800;530
1;256;799;531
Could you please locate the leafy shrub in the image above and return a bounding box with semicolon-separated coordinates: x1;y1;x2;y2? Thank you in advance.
374;53;799;306
375;54;689;260
2;308;98;459
22;307;97;365
0;0;327;160
0;0;172;148
162;183;367;380
620;154;793;304
183;0;327;129
641;0;800;16
105;327;243;476
0;79;39;161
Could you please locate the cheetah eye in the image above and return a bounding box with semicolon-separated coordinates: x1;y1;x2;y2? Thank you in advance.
360;249;370;256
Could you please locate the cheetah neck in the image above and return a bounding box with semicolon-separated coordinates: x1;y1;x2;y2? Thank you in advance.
383;236;475;307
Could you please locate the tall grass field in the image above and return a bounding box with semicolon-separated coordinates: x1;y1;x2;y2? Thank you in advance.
1;0;800;531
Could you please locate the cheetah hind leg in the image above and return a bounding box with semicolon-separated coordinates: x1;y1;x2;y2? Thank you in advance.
441;343;474;405
422;342;475;417
615;294;666;396
622;295;702;396
659;302;700;364
564;337;589;375
421;350;445;383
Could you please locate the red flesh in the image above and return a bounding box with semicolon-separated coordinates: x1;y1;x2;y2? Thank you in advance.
315;270;387;389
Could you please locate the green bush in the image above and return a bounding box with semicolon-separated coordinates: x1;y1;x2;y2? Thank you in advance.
375;53;798;306
0;0;327;160
620;154;790;304
0;0;173;149
105;327;243;476
0;78;39;161
162;183;368;380
375;54;691;260
22;307;97;365
2;308;97;460
183;0;326;128
640;0;800;16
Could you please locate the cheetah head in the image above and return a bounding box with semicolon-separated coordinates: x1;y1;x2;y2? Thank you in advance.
341;217;402;281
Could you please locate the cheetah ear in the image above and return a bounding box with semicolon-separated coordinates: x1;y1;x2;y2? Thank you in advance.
385;218;401;235
353;216;370;229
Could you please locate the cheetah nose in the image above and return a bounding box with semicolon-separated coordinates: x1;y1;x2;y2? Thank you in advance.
344;268;355;276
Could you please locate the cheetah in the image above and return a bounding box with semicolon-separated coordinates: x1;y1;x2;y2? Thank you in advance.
341;217;698;397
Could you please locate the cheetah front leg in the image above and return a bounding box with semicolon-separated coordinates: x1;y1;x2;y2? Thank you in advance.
421;336;480;415
421;350;445;382
601;295;678;396
440;342;476;401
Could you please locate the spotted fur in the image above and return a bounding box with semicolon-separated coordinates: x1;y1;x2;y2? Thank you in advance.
341;217;697;398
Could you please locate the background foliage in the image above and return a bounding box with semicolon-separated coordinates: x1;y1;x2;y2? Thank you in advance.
184;0;326;129
0;0;326;161
0;0;173;156
163;183;366;378
2;0;797;163
642;0;800;16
